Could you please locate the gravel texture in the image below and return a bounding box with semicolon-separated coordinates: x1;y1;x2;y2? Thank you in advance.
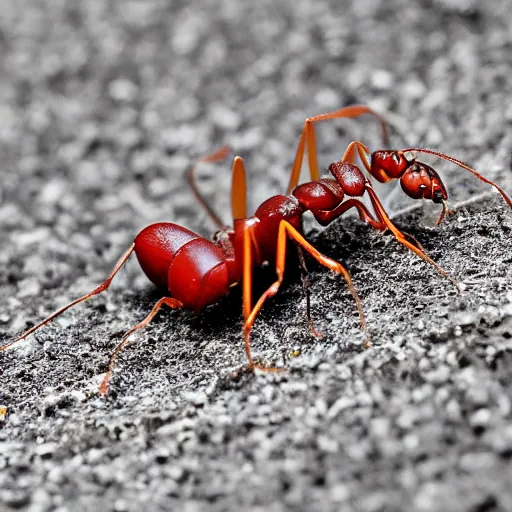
1;0;512;511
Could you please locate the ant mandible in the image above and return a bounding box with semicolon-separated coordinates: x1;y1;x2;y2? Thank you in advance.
2;106;511;395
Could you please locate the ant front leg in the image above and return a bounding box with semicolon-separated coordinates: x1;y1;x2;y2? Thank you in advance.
311;169;460;293
240;223;278;370
244;220;371;358
363;184;461;292
287;105;390;194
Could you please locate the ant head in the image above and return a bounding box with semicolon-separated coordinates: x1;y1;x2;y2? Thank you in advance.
400;161;448;203
371;150;410;180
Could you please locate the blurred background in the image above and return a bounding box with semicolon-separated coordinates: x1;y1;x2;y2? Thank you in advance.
0;1;511;509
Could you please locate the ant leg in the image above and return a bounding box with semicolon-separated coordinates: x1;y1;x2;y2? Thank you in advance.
99;297;183;395
240;222;289;371
342;141;372;173
314;199;427;253
187;145;232;229
241;223;261;369
364;186;461;292
435;201;451;226
287;130;307;194
287;106;389;194
297;246;323;339
231;156;247;221
1;244;136;351
314;197;449;284
245;220;371;354
313;198;386;229
399;231;428;254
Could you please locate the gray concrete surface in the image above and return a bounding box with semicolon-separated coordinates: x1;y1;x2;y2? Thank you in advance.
1;0;511;511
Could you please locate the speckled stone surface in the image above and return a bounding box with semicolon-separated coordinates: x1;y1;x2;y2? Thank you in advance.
1;1;511;511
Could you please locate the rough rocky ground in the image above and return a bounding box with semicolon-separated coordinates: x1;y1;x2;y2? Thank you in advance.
1;0;511;511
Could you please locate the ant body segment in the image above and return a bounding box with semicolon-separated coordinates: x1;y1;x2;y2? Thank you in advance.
2;106;511;395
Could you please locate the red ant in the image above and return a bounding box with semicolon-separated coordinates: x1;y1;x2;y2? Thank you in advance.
2;106;511;395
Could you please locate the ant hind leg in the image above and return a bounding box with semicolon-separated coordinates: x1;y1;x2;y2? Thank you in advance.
1;244;136;352
99;297;183;396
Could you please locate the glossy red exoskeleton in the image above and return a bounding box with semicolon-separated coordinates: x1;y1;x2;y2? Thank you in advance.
2;106;511;395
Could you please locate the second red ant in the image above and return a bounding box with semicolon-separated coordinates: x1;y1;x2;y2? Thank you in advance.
2;106;511;395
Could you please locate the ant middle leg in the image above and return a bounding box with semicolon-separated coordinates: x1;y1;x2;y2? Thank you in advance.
244;220;371;360
239;223;324;373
